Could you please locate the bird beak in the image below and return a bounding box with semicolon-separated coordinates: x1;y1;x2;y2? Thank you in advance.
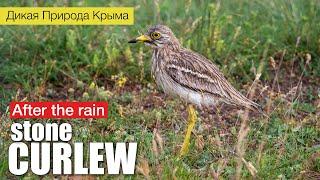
128;34;151;43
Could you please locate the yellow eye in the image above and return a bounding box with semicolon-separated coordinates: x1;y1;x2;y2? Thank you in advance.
151;32;161;39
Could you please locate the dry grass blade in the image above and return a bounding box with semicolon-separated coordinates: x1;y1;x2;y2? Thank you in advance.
136;158;151;180
235;71;261;179
152;137;159;158
241;158;258;177
152;128;164;159
154;129;164;152
195;135;205;151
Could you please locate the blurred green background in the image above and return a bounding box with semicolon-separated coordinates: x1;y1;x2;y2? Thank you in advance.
0;0;319;179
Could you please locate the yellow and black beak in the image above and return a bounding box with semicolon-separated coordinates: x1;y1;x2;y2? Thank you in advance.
128;35;151;43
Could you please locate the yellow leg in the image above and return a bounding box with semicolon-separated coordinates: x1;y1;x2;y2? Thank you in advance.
180;104;197;156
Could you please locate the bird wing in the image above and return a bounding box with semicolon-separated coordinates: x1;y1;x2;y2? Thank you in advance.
165;49;260;109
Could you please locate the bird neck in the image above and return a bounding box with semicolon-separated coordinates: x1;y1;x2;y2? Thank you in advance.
168;37;182;50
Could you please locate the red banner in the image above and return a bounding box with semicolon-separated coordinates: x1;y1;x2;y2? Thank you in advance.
9;102;108;119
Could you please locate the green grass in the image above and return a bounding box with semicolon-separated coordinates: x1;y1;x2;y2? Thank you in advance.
0;0;320;179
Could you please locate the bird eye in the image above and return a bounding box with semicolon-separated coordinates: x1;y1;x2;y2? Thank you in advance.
151;32;161;39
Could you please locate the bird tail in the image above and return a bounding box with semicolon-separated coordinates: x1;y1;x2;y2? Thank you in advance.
243;100;269;118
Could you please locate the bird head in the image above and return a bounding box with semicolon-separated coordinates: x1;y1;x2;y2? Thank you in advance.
128;25;180;49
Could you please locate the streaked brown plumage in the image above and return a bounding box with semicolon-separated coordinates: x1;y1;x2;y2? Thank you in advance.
129;25;260;111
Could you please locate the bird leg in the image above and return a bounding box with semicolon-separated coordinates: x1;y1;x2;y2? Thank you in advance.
180;104;197;156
